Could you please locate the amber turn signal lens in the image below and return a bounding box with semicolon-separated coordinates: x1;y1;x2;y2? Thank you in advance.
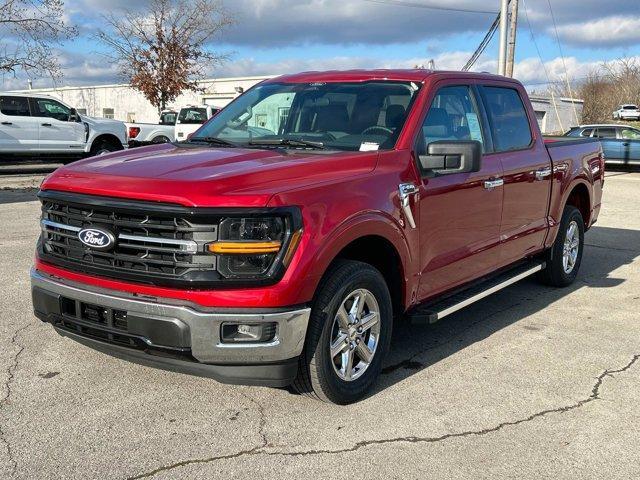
282;229;303;266
207;241;282;255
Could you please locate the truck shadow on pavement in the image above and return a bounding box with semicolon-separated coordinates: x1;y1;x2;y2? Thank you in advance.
374;225;640;395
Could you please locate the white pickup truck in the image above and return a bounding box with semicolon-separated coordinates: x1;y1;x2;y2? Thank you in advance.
125;110;177;147
0;93;127;161
174;105;220;141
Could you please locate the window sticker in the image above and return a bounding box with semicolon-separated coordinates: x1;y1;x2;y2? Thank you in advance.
359;142;380;152
465;113;483;143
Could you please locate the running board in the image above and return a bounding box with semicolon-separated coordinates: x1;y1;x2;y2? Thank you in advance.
408;261;545;325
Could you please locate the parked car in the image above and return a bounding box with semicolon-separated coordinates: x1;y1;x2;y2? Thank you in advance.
174;105;219;141
0;93;127;161
612;104;640;121
565;124;640;166
126;110;177;147
31;70;604;404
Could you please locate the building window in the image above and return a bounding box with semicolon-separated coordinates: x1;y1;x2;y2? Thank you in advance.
278;107;290;130
102;108;115;119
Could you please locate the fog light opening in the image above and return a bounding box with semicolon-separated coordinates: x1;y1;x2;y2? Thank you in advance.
221;322;277;343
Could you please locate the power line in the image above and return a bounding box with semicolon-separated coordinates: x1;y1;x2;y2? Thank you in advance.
546;0;579;124
362;0;496;15
521;0;563;131
462;12;501;71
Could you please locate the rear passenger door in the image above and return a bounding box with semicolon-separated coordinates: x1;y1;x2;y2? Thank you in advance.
0;96;39;153
594;126;620;160
415;84;504;299
480;86;551;266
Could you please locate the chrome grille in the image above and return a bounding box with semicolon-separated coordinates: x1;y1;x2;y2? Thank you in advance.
38;193;220;286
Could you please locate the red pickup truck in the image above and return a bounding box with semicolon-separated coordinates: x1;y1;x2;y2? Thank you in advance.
31;70;604;404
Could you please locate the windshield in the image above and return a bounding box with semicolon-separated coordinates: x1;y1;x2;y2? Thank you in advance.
191;81;421;151
623;105;638;110
178;107;208;124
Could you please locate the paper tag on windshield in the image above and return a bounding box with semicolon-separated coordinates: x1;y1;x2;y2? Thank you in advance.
360;142;380;152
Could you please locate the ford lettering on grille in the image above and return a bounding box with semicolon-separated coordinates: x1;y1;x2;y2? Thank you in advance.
78;228;116;251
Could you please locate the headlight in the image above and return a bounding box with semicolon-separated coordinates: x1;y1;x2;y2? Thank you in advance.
206;213;302;279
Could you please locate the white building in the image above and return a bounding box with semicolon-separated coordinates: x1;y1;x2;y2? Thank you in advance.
10;75;583;134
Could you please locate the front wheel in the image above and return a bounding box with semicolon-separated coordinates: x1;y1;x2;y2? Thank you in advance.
89;139;120;156
292;260;392;404
538;205;584;287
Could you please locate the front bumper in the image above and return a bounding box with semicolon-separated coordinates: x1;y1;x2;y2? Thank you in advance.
30;268;311;386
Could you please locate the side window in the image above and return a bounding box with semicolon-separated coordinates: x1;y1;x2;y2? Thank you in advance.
34;98;71;121
581;128;594;137
482;87;532;151
595;127;616;139
0;96;31;116
421;86;484;149
621;128;640;140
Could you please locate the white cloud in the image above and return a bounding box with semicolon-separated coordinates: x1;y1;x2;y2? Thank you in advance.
554;15;640;47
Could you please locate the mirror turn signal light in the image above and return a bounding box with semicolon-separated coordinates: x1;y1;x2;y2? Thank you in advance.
207;241;282;255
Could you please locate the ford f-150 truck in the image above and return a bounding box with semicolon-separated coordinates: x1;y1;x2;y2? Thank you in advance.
0;93;127;161
31;70;604;404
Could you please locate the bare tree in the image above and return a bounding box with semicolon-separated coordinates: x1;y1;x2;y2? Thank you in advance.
0;0;77;80
578;57;640;124
96;0;232;114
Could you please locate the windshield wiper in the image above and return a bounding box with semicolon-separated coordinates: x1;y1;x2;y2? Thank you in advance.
188;136;239;147
248;138;325;150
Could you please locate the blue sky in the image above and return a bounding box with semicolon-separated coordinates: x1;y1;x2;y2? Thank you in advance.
3;0;640;90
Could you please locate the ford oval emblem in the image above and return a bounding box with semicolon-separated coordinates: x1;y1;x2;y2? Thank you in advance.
78;227;116;251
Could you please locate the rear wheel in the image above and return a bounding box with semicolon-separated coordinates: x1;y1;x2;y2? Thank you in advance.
538;205;584;287
152;135;171;144
292;260;392;404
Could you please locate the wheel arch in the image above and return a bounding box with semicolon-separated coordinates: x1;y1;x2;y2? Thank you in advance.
90;134;124;152
306;213;413;316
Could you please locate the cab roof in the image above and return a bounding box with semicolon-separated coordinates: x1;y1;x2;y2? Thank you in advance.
265;69;512;84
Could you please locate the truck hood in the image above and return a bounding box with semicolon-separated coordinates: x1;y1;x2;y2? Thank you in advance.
42;143;378;207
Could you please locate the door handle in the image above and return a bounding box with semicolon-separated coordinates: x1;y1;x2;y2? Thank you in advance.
41;123;52;127
535;167;552;180
1;121;12;125
398;183;419;229
484;178;504;190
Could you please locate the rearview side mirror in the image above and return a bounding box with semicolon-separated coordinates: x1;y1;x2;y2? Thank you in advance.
418;140;482;175
69;108;80;122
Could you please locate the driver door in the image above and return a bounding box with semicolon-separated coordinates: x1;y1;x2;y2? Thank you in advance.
30;97;85;153
415;84;504;301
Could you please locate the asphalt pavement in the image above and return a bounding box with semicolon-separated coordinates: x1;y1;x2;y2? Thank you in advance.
1;171;639;479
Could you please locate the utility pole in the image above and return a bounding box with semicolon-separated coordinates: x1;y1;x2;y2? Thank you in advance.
505;0;519;77
497;0;509;76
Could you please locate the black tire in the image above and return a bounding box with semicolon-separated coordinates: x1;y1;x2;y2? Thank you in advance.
538;205;584;287
152;135;170;144
90;138;120;156
292;260;393;404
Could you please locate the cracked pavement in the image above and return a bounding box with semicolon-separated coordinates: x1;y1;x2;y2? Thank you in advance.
1;172;640;479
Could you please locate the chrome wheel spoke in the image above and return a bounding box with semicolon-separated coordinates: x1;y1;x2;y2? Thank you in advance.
330;333;349;358
562;220;580;274
342;348;355;381
356;340;374;364
336;305;350;330
359;312;379;332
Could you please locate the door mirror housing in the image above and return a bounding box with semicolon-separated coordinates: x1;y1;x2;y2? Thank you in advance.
69;108;80;122
418;140;482;175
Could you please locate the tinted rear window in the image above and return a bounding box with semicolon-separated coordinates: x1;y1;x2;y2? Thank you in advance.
0;96;30;116
482;87;532;152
